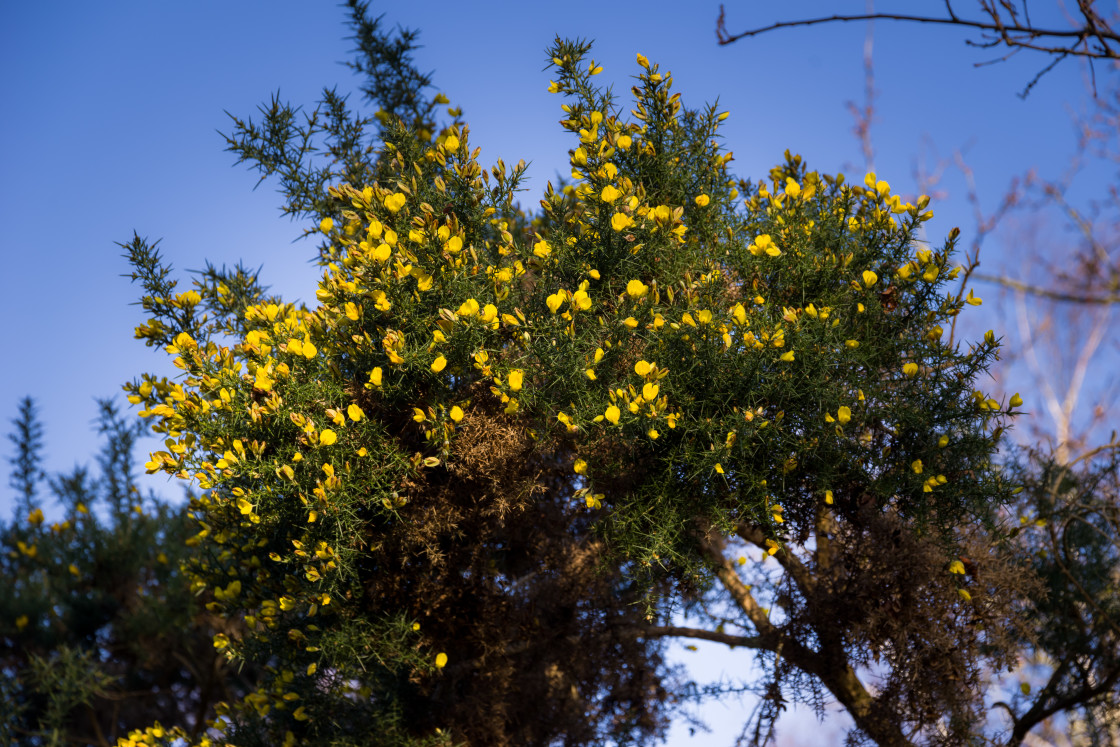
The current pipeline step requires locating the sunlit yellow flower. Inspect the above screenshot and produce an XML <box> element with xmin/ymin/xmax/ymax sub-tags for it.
<box><xmin>508</xmin><ymin>370</ymin><xmax>524</xmax><ymax>391</ymax></box>
<box><xmin>714</xmin><ymin>463</ymin><xmax>725</xmax><ymax>474</ymax></box>
<box><xmin>611</xmin><ymin>212</ymin><xmax>634</xmax><ymax>232</ymax></box>
<box><xmin>384</xmin><ymin>193</ymin><xmax>407</xmax><ymax>213</ymax></box>
<box><xmin>600</xmin><ymin>185</ymin><xmax>622</xmax><ymax>203</ymax></box>
<box><xmin>449</xmin><ymin>406</ymin><xmax>464</xmax><ymax>423</ymax></box>
<box><xmin>626</xmin><ymin>279</ymin><xmax>648</xmax><ymax>298</ymax></box>
<box><xmin>319</xmin><ymin>217</ymin><xmax>333</xmax><ymax>233</ymax></box>
<box><xmin>574</xmin><ymin>459</ymin><xmax>588</xmax><ymax>475</ymax></box>
<box><xmin>779</xmin><ymin>351</ymin><xmax>795</xmax><ymax>362</ymax></box>
<box><xmin>319</xmin><ymin>429</ymin><xmax>337</xmax><ymax>446</ymax></box>
<box><xmin>347</xmin><ymin>404</ymin><xmax>364</xmax><ymax>421</ymax></box>
<box><xmin>837</xmin><ymin>406</ymin><xmax>851</xmax><ymax>425</ymax></box>
<box><xmin>572</xmin><ymin>290</ymin><xmax>592</xmax><ymax>310</ymax></box>
<box><xmin>533</xmin><ymin>239</ymin><xmax>552</xmax><ymax>258</ymax></box>
<box><xmin>431</xmin><ymin>355</ymin><xmax>448</xmax><ymax>373</ymax></box>
<box><xmin>642</xmin><ymin>382</ymin><xmax>659</xmax><ymax>401</ymax></box>
<box><xmin>903</xmin><ymin>362</ymin><xmax>919</xmax><ymax>377</ymax></box>
<box><xmin>862</xmin><ymin>270</ymin><xmax>878</xmax><ymax>287</ymax></box>
<box><xmin>368</xmin><ymin>367</ymin><xmax>383</xmax><ymax>387</ymax></box>
<box><xmin>371</xmin><ymin>243</ymin><xmax>392</xmax><ymax>262</ymax></box>
<box><xmin>435</xmin><ymin>652</ymin><xmax>448</xmax><ymax>668</ymax></box>
<box><xmin>616</xmin><ymin>134</ymin><xmax>632</xmax><ymax>150</ymax></box>
<box><xmin>546</xmin><ymin>292</ymin><xmax>564</xmax><ymax>314</ymax></box>
<box><xmin>694</xmin><ymin>194</ymin><xmax>710</xmax><ymax>207</ymax></box>
<box><xmin>751</xmin><ymin>234</ymin><xmax>781</xmax><ymax>257</ymax></box>
<box><xmin>443</xmin><ymin>134</ymin><xmax>460</xmax><ymax>151</ymax></box>
<box><xmin>604</xmin><ymin>405</ymin><xmax>620</xmax><ymax>424</ymax></box>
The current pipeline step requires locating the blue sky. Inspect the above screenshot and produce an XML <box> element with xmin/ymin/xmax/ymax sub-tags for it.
<box><xmin>2</xmin><ymin>1</ymin><xmax>1115</xmax><ymax>744</ymax></box>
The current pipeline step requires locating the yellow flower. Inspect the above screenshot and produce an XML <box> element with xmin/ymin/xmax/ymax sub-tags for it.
<box><xmin>824</xmin><ymin>490</ymin><xmax>834</xmax><ymax>505</ymax></box>
<box><xmin>784</xmin><ymin>178</ymin><xmax>801</xmax><ymax>198</ymax></box>
<box><xmin>611</xmin><ymin>212</ymin><xmax>634</xmax><ymax>232</ymax></box>
<box><xmin>435</xmin><ymin>652</ymin><xmax>448</xmax><ymax>668</ymax></box>
<box><xmin>714</xmin><ymin>463</ymin><xmax>725</xmax><ymax>475</ymax></box>
<box><xmin>1009</xmin><ymin>393</ymin><xmax>1023</xmax><ymax>408</ymax></box>
<box><xmin>642</xmin><ymin>382</ymin><xmax>660</xmax><ymax>401</ymax></box>
<box><xmin>600</xmin><ymin>185</ymin><xmax>622</xmax><ymax>203</ymax></box>
<box><xmin>648</xmin><ymin>428</ymin><xmax>659</xmax><ymax>439</ymax></box>
<box><xmin>572</xmin><ymin>290</ymin><xmax>592</xmax><ymax>310</ymax></box>
<box><xmin>443</xmin><ymin>134</ymin><xmax>460</xmax><ymax>151</ymax></box>
<box><xmin>574</xmin><ymin>459</ymin><xmax>588</xmax><ymax>475</ymax></box>
<box><xmin>948</xmin><ymin>560</ymin><xmax>965</xmax><ymax>575</ymax></box>
<box><xmin>347</xmin><ymin>404</ymin><xmax>364</xmax><ymax>422</ymax></box>
<box><xmin>903</xmin><ymin>362</ymin><xmax>919</xmax><ymax>377</ymax></box>
<box><xmin>431</xmin><ymin>355</ymin><xmax>448</xmax><ymax>373</ymax></box>
<box><xmin>444</xmin><ymin>236</ymin><xmax>463</xmax><ymax>254</ymax></box>
<box><xmin>622</xmin><ymin>316</ymin><xmax>639</xmax><ymax>328</ymax></box>
<box><xmin>384</xmin><ymin>193</ymin><xmax>407</xmax><ymax>213</ymax></box>
<box><xmin>368</xmin><ymin>367</ymin><xmax>383</xmax><ymax>387</ymax></box>
<box><xmin>911</xmin><ymin>459</ymin><xmax>923</xmax><ymax>474</ymax></box>
<box><xmin>636</xmin><ymin>52</ymin><xmax>650</xmax><ymax>69</ymax></box>
<box><xmin>28</xmin><ymin>508</ymin><xmax>44</xmax><ymax>527</ymax></box>
<box><xmin>779</xmin><ymin>351</ymin><xmax>795</xmax><ymax>362</ymax></box>
<box><xmin>837</xmin><ymin>406</ymin><xmax>851</xmax><ymax>425</ymax></box>
<box><xmin>634</xmin><ymin>360</ymin><xmax>653</xmax><ymax>376</ymax></box>
<box><xmin>626</xmin><ymin>279</ymin><xmax>648</xmax><ymax>298</ymax></box>
<box><xmin>457</xmin><ymin>298</ymin><xmax>480</xmax><ymax>317</ymax></box>
<box><xmin>319</xmin><ymin>217</ymin><xmax>333</xmax><ymax>233</ymax></box>
<box><xmin>862</xmin><ymin>270</ymin><xmax>878</xmax><ymax>287</ymax></box>
<box><xmin>604</xmin><ymin>405</ymin><xmax>621</xmax><ymax>424</ymax></box>
<box><xmin>508</xmin><ymin>370</ymin><xmax>524</xmax><ymax>391</ymax></box>
<box><xmin>752</xmin><ymin>234</ymin><xmax>781</xmax><ymax>257</ymax></box>
<box><xmin>694</xmin><ymin>194</ymin><xmax>710</xmax><ymax>207</ymax></box>
<box><xmin>533</xmin><ymin>239</ymin><xmax>552</xmax><ymax>258</ymax></box>
<box><xmin>616</xmin><ymin>134</ymin><xmax>632</xmax><ymax>150</ymax></box>
<box><xmin>319</xmin><ymin>429</ymin><xmax>337</xmax><ymax>446</ymax></box>
<box><xmin>449</xmin><ymin>406</ymin><xmax>464</xmax><ymax>422</ymax></box>
<box><xmin>546</xmin><ymin>292</ymin><xmax>564</xmax><ymax>314</ymax></box>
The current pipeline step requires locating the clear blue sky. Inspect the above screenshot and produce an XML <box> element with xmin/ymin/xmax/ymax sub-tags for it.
<box><xmin>1</xmin><ymin>2</ymin><xmax>1114</xmax><ymax>744</ymax></box>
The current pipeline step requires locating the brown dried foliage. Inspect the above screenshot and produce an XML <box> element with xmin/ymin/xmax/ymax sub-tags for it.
<box><xmin>355</xmin><ymin>391</ymin><xmax>673</xmax><ymax>746</ymax></box>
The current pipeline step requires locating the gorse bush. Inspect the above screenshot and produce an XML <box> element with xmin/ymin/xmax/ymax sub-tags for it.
<box><xmin>117</xmin><ymin>30</ymin><xmax>1018</xmax><ymax>747</ymax></box>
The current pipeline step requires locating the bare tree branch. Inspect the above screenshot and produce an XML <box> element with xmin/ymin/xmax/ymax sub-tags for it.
<box><xmin>975</xmin><ymin>272</ymin><xmax>1120</xmax><ymax>304</ymax></box>
<box><xmin>715</xmin><ymin>2</ymin><xmax>1119</xmax><ymax>94</ymax></box>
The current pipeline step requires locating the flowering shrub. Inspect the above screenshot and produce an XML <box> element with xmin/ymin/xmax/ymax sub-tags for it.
<box><xmin>123</xmin><ymin>37</ymin><xmax>1015</xmax><ymax>746</ymax></box>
